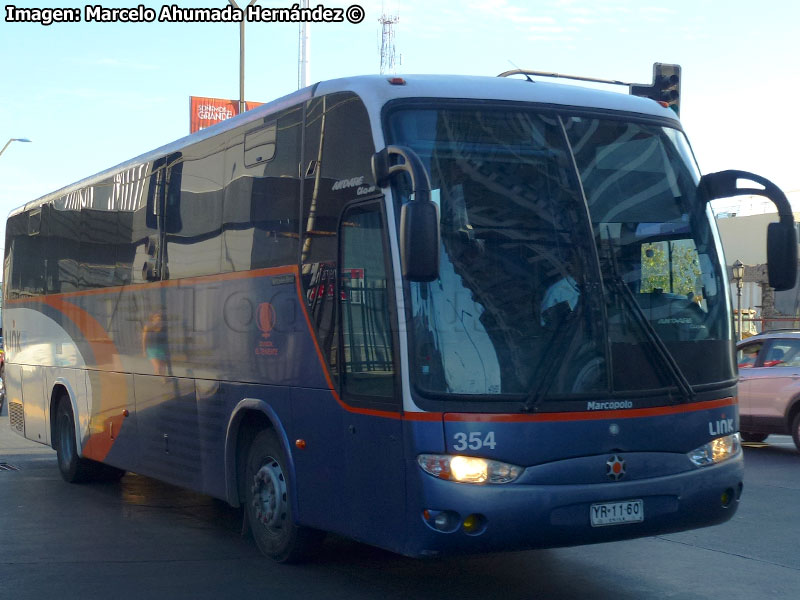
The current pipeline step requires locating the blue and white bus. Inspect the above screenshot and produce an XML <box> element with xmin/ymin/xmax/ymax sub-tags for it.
<box><xmin>4</xmin><ymin>70</ymin><xmax>796</xmax><ymax>562</ymax></box>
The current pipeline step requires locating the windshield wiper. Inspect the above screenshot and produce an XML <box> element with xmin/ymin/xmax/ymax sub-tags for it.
<box><xmin>521</xmin><ymin>308</ymin><xmax>579</xmax><ymax>412</ymax></box>
<box><xmin>601</xmin><ymin>239</ymin><xmax>695</xmax><ymax>402</ymax></box>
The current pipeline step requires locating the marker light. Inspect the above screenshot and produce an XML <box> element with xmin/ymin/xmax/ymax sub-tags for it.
<box><xmin>422</xmin><ymin>509</ymin><xmax>460</xmax><ymax>532</ymax></box>
<box><xmin>687</xmin><ymin>433</ymin><xmax>741</xmax><ymax>467</ymax></box>
<box><xmin>417</xmin><ymin>454</ymin><xmax>523</xmax><ymax>484</ymax></box>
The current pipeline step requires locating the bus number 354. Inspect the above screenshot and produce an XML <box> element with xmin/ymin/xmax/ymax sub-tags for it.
<box><xmin>453</xmin><ymin>431</ymin><xmax>497</xmax><ymax>451</ymax></box>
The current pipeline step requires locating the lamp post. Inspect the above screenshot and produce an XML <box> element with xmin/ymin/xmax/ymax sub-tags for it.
<box><xmin>228</xmin><ymin>0</ymin><xmax>260</xmax><ymax>114</ymax></box>
<box><xmin>0</xmin><ymin>138</ymin><xmax>31</xmax><ymax>158</ymax></box>
<box><xmin>732</xmin><ymin>259</ymin><xmax>744</xmax><ymax>340</ymax></box>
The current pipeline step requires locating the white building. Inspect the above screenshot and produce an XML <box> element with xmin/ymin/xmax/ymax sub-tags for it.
<box><xmin>714</xmin><ymin>194</ymin><xmax>800</xmax><ymax>333</ymax></box>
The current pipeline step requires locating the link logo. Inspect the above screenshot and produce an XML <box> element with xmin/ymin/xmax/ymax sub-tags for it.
<box><xmin>9</xmin><ymin>330</ymin><xmax>21</xmax><ymax>353</ymax></box>
<box><xmin>709</xmin><ymin>418</ymin><xmax>735</xmax><ymax>436</ymax></box>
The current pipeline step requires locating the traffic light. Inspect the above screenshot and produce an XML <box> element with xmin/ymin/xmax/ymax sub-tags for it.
<box><xmin>630</xmin><ymin>63</ymin><xmax>681</xmax><ymax>116</ymax></box>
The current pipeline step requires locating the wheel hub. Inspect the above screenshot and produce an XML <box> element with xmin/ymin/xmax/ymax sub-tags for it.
<box><xmin>251</xmin><ymin>459</ymin><xmax>287</xmax><ymax>531</ymax></box>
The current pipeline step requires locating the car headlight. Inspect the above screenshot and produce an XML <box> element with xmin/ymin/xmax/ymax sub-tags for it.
<box><xmin>688</xmin><ymin>433</ymin><xmax>741</xmax><ymax>467</ymax></box>
<box><xmin>417</xmin><ymin>454</ymin><xmax>523</xmax><ymax>484</ymax></box>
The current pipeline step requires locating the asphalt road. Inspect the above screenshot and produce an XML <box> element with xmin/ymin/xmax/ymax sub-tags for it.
<box><xmin>1</xmin><ymin>404</ymin><xmax>799</xmax><ymax>600</ymax></box>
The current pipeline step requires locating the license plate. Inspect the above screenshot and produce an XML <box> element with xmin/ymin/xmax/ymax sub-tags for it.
<box><xmin>590</xmin><ymin>499</ymin><xmax>644</xmax><ymax>526</ymax></box>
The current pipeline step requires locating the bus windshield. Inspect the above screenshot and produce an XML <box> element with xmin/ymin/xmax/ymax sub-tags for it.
<box><xmin>387</xmin><ymin>105</ymin><xmax>733</xmax><ymax>406</ymax></box>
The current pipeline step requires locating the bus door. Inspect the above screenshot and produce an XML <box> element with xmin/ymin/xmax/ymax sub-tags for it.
<box><xmin>337</xmin><ymin>200</ymin><xmax>406</xmax><ymax>547</ymax></box>
<box><xmin>293</xmin><ymin>93</ymin><xmax>404</xmax><ymax>545</ymax></box>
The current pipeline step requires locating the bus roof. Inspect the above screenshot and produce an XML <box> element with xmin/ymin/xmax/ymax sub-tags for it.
<box><xmin>316</xmin><ymin>73</ymin><xmax>677</xmax><ymax>119</ymax></box>
<box><xmin>10</xmin><ymin>73</ymin><xmax>679</xmax><ymax>217</ymax></box>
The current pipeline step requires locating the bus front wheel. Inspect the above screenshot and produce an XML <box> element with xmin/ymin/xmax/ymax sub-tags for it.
<box><xmin>55</xmin><ymin>398</ymin><xmax>95</xmax><ymax>483</ymax></box>
<box><xmin>244</xmin><ymin>429</ymin><xmax>323</xmax><ymax>563</ymax></box>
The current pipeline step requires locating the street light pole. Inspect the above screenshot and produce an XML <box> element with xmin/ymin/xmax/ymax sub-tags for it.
<box><xmin>0</xmin><ymin>138</ymin><xmax>32</xmax><ymax>158</ymax></box>
<box><xmin>228</xmin><ymin>0</ymin><xmax>260</xmax><ymax>114</ymax></box>
<box><xmin>733</xmin><ymin>259</ymin><xmax>744</xmax><ymax>340</ymax></box>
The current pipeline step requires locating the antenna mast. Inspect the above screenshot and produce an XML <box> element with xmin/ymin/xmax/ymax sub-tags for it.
<box><xmin>298</xmin><ymin>0</ymin><xmax>310</xmax><ymax>88</ymax></box>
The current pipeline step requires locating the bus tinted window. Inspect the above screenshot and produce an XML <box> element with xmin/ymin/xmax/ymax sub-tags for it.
<box><xmin>389</xmin><ymin>105</ymin><xmax>732</xmax><ymax>400</ymax></box>
<box><xmin>244</xmin><ymin>123</ymin><xmax>277</xmax><ymax>167</ymax></box>
<box><xmin>340</xmin><ymin>203</ymin><xmax>396</xmax><ymax>401</ymax></box>
<box><xmin>6</xmin><ymin>212</ymin><xmax>45</xmax><ymax>298</ymax></box>
<box><xmin>302</xmin><ymin>93</ymin><xmax>376</xmax><ymax>370</ymax></box>
<box><xmin>165</xmin><ymin>140</ymin><xmax>225</xmax><ymax>279</ymax></box>
<box><xmin>388</xmin><ymin>107</ymin><xmax>605</xmax><ymax>397</ymax></box>
<box><xmin>44</xmin><ymin>205</ymin><xmax>80</xmax><ymax>294</ymax></box>
<box><xmin>302</xmin><ymin>93</ymin><xmax>376</xmax><ymax>269</ymax></box>
<box><xmin>565</xmin><ymin>117</ymin><xmax>732</xmax><ymax>387</ymax></box>
<box><xmin>223</xmin><ymin>106</ymin><xmax>302</xmax><ymax>272</ymax></box>
<box><xmin>130</xmin><ymin>162</ymin><xmax>161</xmax><ymax>285</ymax></box>
<box><xmin>80</xmin><ymin>207</ymin><xmax>124</xmax><ymax>289</ymax></box>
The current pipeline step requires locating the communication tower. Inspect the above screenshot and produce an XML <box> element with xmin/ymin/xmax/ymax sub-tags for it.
<box><xmin>298</xmin><ymin>0</ymin><xmax>310</xmax><ymax>88</ymax></box>
<box><xmin>379</xmin><ymin>13</ymin><xmax>399</xmax><ymax>75</ymax></box>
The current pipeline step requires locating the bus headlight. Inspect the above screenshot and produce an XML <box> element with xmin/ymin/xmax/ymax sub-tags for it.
<box><xmin>417</xmin><ymin>454</ymin><xmax>523</xmax><ymax>484</ymax></box>
<box><xmin>687</xmin><ymin>433</ymin><xmax>741</xmax><ymax>467</ymax></box>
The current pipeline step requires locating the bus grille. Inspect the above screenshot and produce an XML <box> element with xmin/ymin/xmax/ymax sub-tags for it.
<box><xmin>9</xmin><ymin>401</ymin><xmax>25</xmax><ymax>434</ymax></box>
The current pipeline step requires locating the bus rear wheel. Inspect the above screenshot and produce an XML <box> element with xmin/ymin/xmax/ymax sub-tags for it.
<box><xmin>244</xmin><ymin>429</ymin><xmax>323</xmax><ymax>563</ymax></box>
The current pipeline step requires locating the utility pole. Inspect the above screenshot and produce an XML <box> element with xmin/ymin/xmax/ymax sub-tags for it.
<box><xmin>228</xmin><ymin>0</ymin><xmax>260</xmax><ymax>114</ymax></box>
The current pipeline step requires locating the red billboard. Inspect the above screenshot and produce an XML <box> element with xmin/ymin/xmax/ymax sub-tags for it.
<box><xmin>190</xmin><ymin>96</ymin><xmax>264</xmax><ymax>133</ymax></box>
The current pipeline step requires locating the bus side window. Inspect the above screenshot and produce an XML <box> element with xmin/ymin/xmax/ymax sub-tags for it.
<box><xmin>6</xmin><ymin>211</ymin><xmax>45</xmax><ymax>298</ymax></box>
<box><xmin>80</xmin><ymin>206</ymin><xmax>125</xmax><ymax>290</ymax></box>
<box><xmin>164</xmin><ymin>143</ymin><xmax>224</xmax><ymax>280</ymax></box>
<box><xmin>132</xmin><ymin>161</ymin><xmax>163</xmax><ymax>284</ymax></box>
<box><xmin>339</xmin><ymin>203</ymin><xmax>396</xmax><ymax>400</ymax></box>
<box><xmin>5</xmin><ymin>212</ymin><xmax>38</xmax><ymax>298</ymax></box>
<box><xmin>44</xmin><ymin>203</ymin><xmax>80</xmax><ymax>294</ymax></box>
<box><xmin>301</xmin><ymin>92</ymin><xmax>376</xmax><ymax>371</ymax></box>
<box><xmin>222</xmin><ymin>105</ymin><xmax>302</xmax><ymax>273</ymax></box>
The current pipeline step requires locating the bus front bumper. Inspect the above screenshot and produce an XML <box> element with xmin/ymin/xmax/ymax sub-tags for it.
<box><xmin>401</xmin><ymin>452</ymin><xmax>743</xmax><ymax>558</ymax></box>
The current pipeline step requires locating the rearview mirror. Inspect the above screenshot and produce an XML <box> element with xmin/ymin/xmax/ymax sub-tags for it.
<box><xmin>767</xmin><ymin>221</ymin><xmax>798</xmax><ymax>291</ymax></box>
<box><xmin>700</xmin><ymin>170</ymin><xmax>797</xmax><ymax>291</ymax></box>
<box><xmin>372</xmin><ymin>146</ymin><xmax>440</xmax><ymax>282</ymax></box>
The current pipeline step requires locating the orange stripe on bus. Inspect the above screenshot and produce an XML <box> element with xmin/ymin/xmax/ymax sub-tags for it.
<box><xmin>293</xmin><ymin>266</ymin><xmax>339</xmax><ymax>396</ymax></box>
<box><xmin>13</xmin><ymin>267</ymin><xmax>731</xmax><ymax>428</ymax></box>
<box><xmin>291</xmin><ymin>266</ymin><xmax>416</xmax><ymax>421</ymax></box>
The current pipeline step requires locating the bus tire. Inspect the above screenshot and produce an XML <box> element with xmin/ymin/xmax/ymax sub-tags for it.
<box><xmin>55</xmin><ymin>398</ymin><xmax>97</xmax><ymax>484</ymax></box>
<box><xmin>244</xmin><ymin>429</ymin><xmax>323</xmax><ymax>563</ymax></box>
